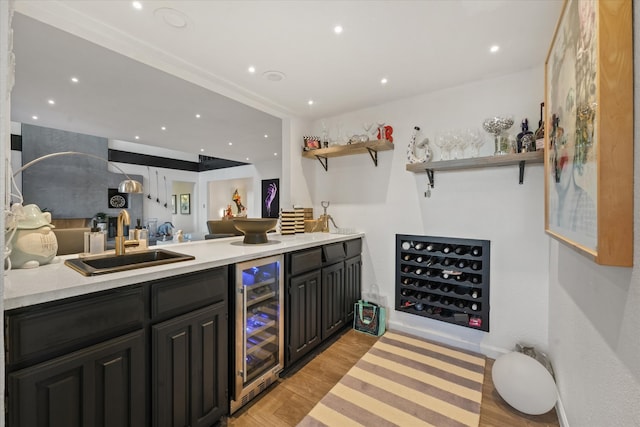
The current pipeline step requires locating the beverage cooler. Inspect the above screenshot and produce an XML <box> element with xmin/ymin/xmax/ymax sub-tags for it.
<box><xmin>230</xmin><ymin>254</ymin><xmax>284</xmax><ymax>414</ymax></box>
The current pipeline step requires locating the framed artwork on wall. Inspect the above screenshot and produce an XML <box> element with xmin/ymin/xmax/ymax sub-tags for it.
<box><xmin>108</xmin><ymin>188</ymin><xmax>128</xmax><ymax>209</ymax></box>
<box><xmin>171</xmin><ymin>194</ymin><xmax>177</xmax><ymax>214</ymax></box>
<box><xmin>261</xmin><ymin>179</ymin><xmax>279</xmax><ymax>218</ymax></box>
<box><xmin>180</xmin><ymin>193</ymin><xmax>191</xmax><ymax>215</ymax></box>
<box><xmin>544</xmin><ymin>0</ymin><xmax>633</xmax><ymax>266</ymax></box>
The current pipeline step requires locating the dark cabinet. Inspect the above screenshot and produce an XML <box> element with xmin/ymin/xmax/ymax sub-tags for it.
<box><xmin>7</xmin><ymin>330</ymin><xmax>145</xmax><ymax>427</ymax></box>
<box><xmin>285</xmin><ymin>247</ymin><xmax>322</xmax><ymax>366</ymax></box>
<box><xmin>285</xmin><ymin>238</ymin><xmax>362</xmax><ymax>369</ymax></box>
<box><xmin>287</xmin><ymin>269</ymin><xmax>322</xmax><ymax>365</ymax></box>
<box><xmin>5</xmin><ymin>267</ymin><xmax>229</xmax><ymax>427</ymax></box>
<box><xmin>344</xmin><ymin>255</ymin><xmax>362</xmax><ymax>326</ymax></box>
<box><xmin>321</xmin><ymin>261</ymin><xmax>345</xmax><ymax>340</ymax></box>
<box><xmin>152</xmin><ymin>302</ymin><xmax>227</xmax><ymax>427</ymax></box>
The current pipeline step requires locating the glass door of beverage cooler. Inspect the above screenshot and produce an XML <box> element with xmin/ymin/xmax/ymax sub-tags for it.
<box><xmin>233</xmin><ymin>254</ymin><xmax>283</xmax><ymax>412</ymax></box>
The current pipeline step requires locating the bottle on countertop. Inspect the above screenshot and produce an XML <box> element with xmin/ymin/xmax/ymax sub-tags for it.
<box><xmin>84</xmin><ymin>220</ymin><xmax>106</xmax><ymax>255</ymax></box>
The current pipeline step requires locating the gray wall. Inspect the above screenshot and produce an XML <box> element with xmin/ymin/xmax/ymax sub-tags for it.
<box><xmin>20</xmin><ymin>124</ymin><xmax>143</xmax><ymax>222</ymax></box>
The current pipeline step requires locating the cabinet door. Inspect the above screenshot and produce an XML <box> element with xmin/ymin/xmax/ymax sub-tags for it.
<box><xmin>344</xmin><ymin>255</ymin><xmax>362</xmax><ymax>326</ymax></box>
<box><xmin>7</xmin><ymin>330</ymin><xmax>145</xmax><ymax>427</ymax></box>
<box><xmin>152</xmin><ymin>302</ymin><xmax>228</xmax><ymax>427</ymax></box>
<box><xmin>321</xmin><ymin>262</ymin><xmax>345</xmax><ymax>341</ymax></box>
<box><xmin>286</xmin><ymin>269</ymin><xmax>321</xmax><ymax>366</ymax></box>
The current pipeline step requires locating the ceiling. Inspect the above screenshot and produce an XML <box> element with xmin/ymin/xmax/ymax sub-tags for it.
<box><xmin>10</xmin><ymin>0</ymin><xmax>563</xmax><ymax>165</ymax></box>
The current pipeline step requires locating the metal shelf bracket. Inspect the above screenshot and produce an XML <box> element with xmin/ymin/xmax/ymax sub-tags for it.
<box><xmin>426</xmin><ymin>169</ymin><xmax>435</xmax><ymax>188</ymax></box>
<box><xmin>366</xmin><ymin>147</ymin><xmax>379</xmax><ymax>166</ymax></box>
<box><xmin>519</xmin><ymin>160</ymin><xmax>525</xmax><ymax>184</ymax></box>
<box><xmin>315</xmin><ymin>155</ymin><xmax>328</xmax><ymax>171</ymax></box>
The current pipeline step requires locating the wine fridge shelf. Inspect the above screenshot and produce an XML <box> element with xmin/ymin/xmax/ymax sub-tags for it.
<box><xmin>395</xmin><ymin>234</ymin><xmax>490</xmax><ymax>332</ymax></box>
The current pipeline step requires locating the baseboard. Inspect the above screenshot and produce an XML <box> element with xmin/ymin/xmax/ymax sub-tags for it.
<box><xmin>388</xmin><ymin>320</ymin><xmax>509</xmax><ymax>359</ymax></box>
<box><xmin>555</xmin><ymin>395</ymin><xmax>570</xmax><ymax>427</ymax></box>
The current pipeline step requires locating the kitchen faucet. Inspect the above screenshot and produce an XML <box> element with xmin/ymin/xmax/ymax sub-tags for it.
<box><xmin>115</xmin><ymin>209</ymin><xmax>139</xmax><ymax>255</ymax></box>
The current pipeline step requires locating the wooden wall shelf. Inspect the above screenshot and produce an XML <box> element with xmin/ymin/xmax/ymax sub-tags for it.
<box><xmin>406</xmin><ymin>151</ymin><xmax>543</xmax><ymax>186</ymax></box>
<box><xmin>302</xmin><ymin>139</ymin><xmax>394</xmax><ymax>171</ymax></box>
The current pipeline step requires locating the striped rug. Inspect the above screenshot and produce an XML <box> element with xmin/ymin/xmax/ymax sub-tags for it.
<box><xmin>297</xmin><ymin>330</ymin><xmax>485</xmax><ymax>427</ymax></box>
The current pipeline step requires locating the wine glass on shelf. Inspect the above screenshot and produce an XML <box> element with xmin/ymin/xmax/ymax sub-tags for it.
<box><xmin>454</xmin><ymin>130</ymin><xmax>469</xmax><ymax>159</ymax></box>
<box><xmin>467</xmin><ymin>128</ymin><xmax>485</xmax><ymax>157</ymax></box>
<box><xmin>376</xmin><ymin>121</ymin><xmax>386</xmax><ymax>141</ymax></box>
<box><xmin>363</xmin><ymin>122</ymin><xmax>374</xmax><ymax>139</ymax></box>
<box><xmin>434</xmin><ymin>132</ymin><xmax>446</xmax><ymax>161</ymax></box>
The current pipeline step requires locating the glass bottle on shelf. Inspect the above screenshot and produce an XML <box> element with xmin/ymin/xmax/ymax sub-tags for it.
<box><xmin>534</xmin><ymin>102</ymin><xmax>545</xmax><ymax>151</ymax></box>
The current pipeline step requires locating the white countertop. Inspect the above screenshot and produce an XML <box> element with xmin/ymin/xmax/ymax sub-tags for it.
<box><xmin>4</xmin><ymin>232</ymin><xmax>364</xmax><ymax>311</ymax></box>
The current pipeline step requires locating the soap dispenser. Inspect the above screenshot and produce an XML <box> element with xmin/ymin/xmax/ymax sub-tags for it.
<box><xmin>84</xmin><ymin>220</ymin><xmax>106</xmax><ymax>255</ymax></box>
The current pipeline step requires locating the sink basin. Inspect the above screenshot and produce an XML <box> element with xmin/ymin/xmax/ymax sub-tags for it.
<box><xmin>64</xmin><ymin>249</ymin><xmax>195</xmax><ymax>276</ymax></box>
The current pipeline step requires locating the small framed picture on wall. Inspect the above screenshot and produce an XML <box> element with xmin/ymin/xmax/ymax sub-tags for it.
<box><xmin>180</xmin><ymin>194</ymin><xmax>190</xmax><ymax>215</ymax></box>
<box><xmin>261</xmin><ymin>179</ymin><xmax>279</xmax><ymax>218</ymax></box>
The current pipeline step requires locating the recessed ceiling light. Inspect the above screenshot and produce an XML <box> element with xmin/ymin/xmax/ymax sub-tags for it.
<box><xmin>334</xmin><ymin>25</ymin><xmax>343</xmax><ymax>34</ymax></box>
<box><xmin>248</xmin><ymin>66</ymin><xmax>256</xmax><ymax>74</ymax></box>
<box><xmin>161</xmin><ymin>126</ymin><xmax>166</xmax><ymax>131</ymax></box>
<box><xmin>228</xmin><ymin>142</ymin><xmax>233</xmax><ymax>146</ymax></box>
<box><xmin>135</xmin><ymin>135</ymin><xmax>140</xmax><ymax>140</ymax></box>
<box><xmin>490</xmin><ymin>45</ymin><xmax>500</xmax><ymax>53</ymax></box>
<box><xmin>32</xmin><ymin>115</ymin><xmax>38</xmax><ymax>120</ymax></box>
<box><xmin>132</xmin><ymin>1</ymin><xmax>142</xmax><ymax>10</ymax></box>
<box><xmin>308</xmin><ymin>100</ymin><xmax>314</xmax><ymax>106</ymax></box>
<box><xmin>264</xmin><ymin>134</ymin><xmax>268</xmax><ymax>138</ymax></box>
<box><xmin>47</xmin><ymin>99</ymin><xmax>55</xmax><ymax>105</ymax></box>
<box><xmin>246</xmin><ymin>157</ymin><xmax>250</xmax><ymax>161</ymax></box>
<box><xmin>70</xmin><ymin>77</ymin><xmax>79</xmax><ymax>83</ymax></box>
<box><xmin>274</xmin><ymin>152</ymin><xmax>278</xmax><ymax>156</ymax></box>
<box><xmin>262</xmin><ymin>70</ymin><xmax>286</xmax><ymax>82</ymax></box>
<box><xmin>195</xmin><ymin>113</ymin><xmax>201</xmax><ymax>118</ymax></box>
<box><xmin>200</xmin><ymin>148</ymin><xmax>204</xmax><ymax>152</ymax></box>
<box><xmin>381</xmin><ymin>77</ymin><xmax>388</xmax><ymax>85</ymax></box>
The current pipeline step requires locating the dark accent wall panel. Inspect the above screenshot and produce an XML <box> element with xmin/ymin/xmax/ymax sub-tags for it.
<box><xmin>20</xmin><ymin>124</ymin><xmax>143</xmax><ymax>221</ymax></box>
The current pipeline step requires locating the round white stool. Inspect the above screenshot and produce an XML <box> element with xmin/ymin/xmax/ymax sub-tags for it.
<box><xmin>492</xmin><ymin>351</ymin><xmax>557</xmax><ymax>415</ymax></box>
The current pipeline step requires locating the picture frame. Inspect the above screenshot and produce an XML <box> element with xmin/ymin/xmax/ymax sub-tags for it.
<box><xmin>171</xmin><ymin>194</ymin><xmax>177</xmax><ymax>214</ymax></box>
<box><xmin>544</xmin><ymin>0</ymin><xmax>633</xmax><ymax>266</ymax></box>
<box><xmin>261</xmin><ymin>179</ymin><xmax>279</xmax><ymax>218</ymax></box>
<box><xmin>180</xmin><ymin>193</ymin><xmax>190</xmax><ymax>215</ymax></box>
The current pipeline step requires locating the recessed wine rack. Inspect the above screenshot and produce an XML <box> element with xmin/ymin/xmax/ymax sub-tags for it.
<box><xmin>395</xmin><ymin>234</ymin><xmax>490</xmax><ymax>331</ymax></box>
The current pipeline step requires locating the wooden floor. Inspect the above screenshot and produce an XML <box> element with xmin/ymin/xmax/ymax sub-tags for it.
<box><xmin>225</xmin><ymin>329</ymin><xmax>560</xmax><ymax>427</ymax></box>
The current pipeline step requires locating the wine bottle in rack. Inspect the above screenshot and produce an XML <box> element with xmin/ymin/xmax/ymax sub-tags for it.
<box><xmin>426</xmin><ymin>243</ymin><xmax>440</xmax><ymax>252</ymax></box>
<box><xmin>414</xmin><ymin>242</ymin><xmax>426</xmax><ymax>250</ymax></box>
<box><xmin>441</xmin><ymin>297</ymin><xmax>452</xmax><ymax>306</ymax></box>
<box><xmin>401</xmin><ymin>288</ymin><xmax>415</xmax><ymax>297</ymax></box>
<box><xmin>470</xmin><ymin>261</ymin><xmax>482</xmax><ymax>270</ymax></box>
<box><xmin>415</xmin><ymin>255</ymin><xmax>425</xmax><ymax>263</ymax></box>
<box><xmin>442</xmin><ymin>257</ymin><xmax>455</xmax><ymax>267</ymax></box>
<box><xmin>402</xmin><ymin>265</ymin><xmax>413</xmax><ymax>273</ymax></box>
<box><xmin>425</xmin><ymin>294</ymin><xmax>440</xmax><ymax>303</ymax></box>
<box><xmin>440</xmin><ymin>283</ymin><xmax>452</xmax><ymax>293</ymax></box>
<box><xmin>456</xmin><ymin>259</ymin><xmax>469</xmax><ymax>269</ymax></box>
<box><xmin>401</xmin><ymin>277</ymin><xmax>412</xmax><ymax>285</ymax></box>
<box><xmin>442</xmin><ymin>244</ymin><xmax>454</xmax><ymax>254</ymax></box>
<box><xmin>454</xmin><ymin>246</ymin><xmax>469</xmax><ymax>255</ymax></box>
<box><xmin>414</xmin><ymin>302</ymin><xmax>424</xmax><ymax>311</ymax></box>
<box><xmin>470</xmin><ymin>302</ymin><xmax>481</xmax><ymax>311</ymax></box>
<box><xmin>414</xmin><ymin>267</ymin><xmax>425</xmax><ymax>275</ymax></box>
<box><xmin>415</xmin><ymin>291</ymin><xmax>425</xmax><ymax>300</ymax></box>
<box><xmin>425</xmin><ymin>268</ymin><xmax>441</xmax><ymax>277</ymax></box>
<box><xmin>426</xmin><ymin>282</ymin><xmax>439</xmax><ymax>290</ymax></box>
<box><xmin>471</xmin><ymin>246</ymin><xmax>483</xmax><ymax>257</ymax></box>
<box><xmin>454</xmin><ymin>273</ymin><xmax>468</xmax><ymax>282</ymax></box>
<box><xmin>470</xmin><ymin>289</ymin><xmax>480</xmax><ymax>299</ymax></box>
<box><xmin>470</xmin><ymin>274</ymin><xmax>482</xmax><ymax>284</ymax></box>
<box><xmin>401</xmin><ymin>241</ymin><xmax>413</xmax><ymax>250</ymax></box>
<box><xmin>455</xmin><ymin>300</ymin><xmax>467</xmax><ymax>309</ymax></box>
<box><xmin>414</xmin><ymin>279</ymin><xmax>426</xmax><ymax>288</ymax></box>
<box><xmin>402</xmin><ymin>253</ymin><xmax>413</xmax><ymax>261</ymax></box>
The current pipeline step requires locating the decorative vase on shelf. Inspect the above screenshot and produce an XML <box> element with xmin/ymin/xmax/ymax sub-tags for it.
<box><xmin>482</xmin><ymin>116</ymin><xmax>514</xmax><ymax>155</ymax></box>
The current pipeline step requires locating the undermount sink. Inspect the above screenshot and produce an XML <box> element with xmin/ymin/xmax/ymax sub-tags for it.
<box><xmin>64</xmin><ymin>249</ymin><xmax>195</xmax><ymax>276</ymax></box>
